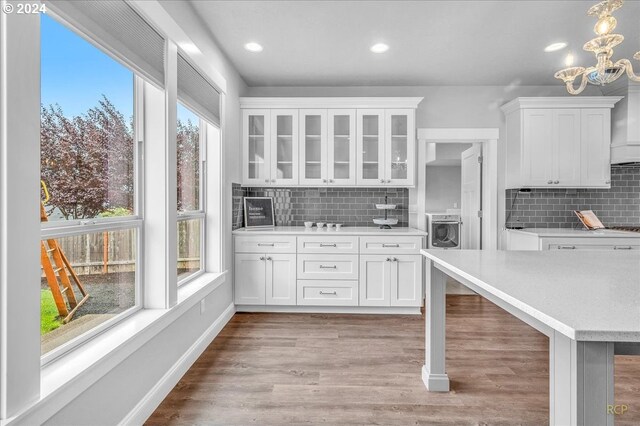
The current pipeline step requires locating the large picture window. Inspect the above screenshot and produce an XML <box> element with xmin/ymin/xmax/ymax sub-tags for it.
<box><xmin>177</xmin><ymin>103</ymin><xmax>204</xmax><ymax>282</ymax></box>
<box><xmin>40</xmin><ymin>14</ymin><xmax>142</xmax><ymax>359</ymax></box>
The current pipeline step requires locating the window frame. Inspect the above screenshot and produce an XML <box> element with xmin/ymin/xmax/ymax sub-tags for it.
<box><xmin>39</xmin><ymin>21</ymin><xmax>146</xmax><ymax>363</ymax></box>
<box><xmin>176</xmin><ymin>107</ymin><xmax>206</xmax><ymax>285</ymax></box>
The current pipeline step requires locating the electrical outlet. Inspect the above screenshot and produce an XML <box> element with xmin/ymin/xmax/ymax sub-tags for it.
<box><xmin>453</xmin><ymin>202</ymin><xmax>458</xmax><ymax>209</ymax></box>
<box><xmin>200</xmin><ymin>299</ymin><xmax>206</xmax><ymax>315</ymax></box>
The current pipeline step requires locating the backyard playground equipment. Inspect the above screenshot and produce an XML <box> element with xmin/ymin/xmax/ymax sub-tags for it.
<box><xmin>40</xmin><ymin>181</ymin><xmax>89</xmax><ymax>323</ymax></box>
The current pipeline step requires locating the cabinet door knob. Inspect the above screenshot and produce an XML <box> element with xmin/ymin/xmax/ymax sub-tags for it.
<box><xmin>264</xmin><ymin>179</ymin><xmax>269</xmax><ymax>183</ymax></box>
<box><xmin>547</xmin><ymin>180</ymin><xmax>553</xmax><ymax>184</ymax></box>
<box><xmin>386</xmin><ymin>258</ymin><xmax>391</xmax><ymax>262</ymax></box>
<box><xmin>259</xmin><ymin>256</ymin><xmax>265</xmax><ymax>260</ymax></box>
<box><xmin>380</xmin><ymin>179</ymin><xmax>385</xmax><ymax>183</ymax></box>
<box><xmin>323</xmin><ymin>179</ymin><xmax>327</xmax><ymax>183</ymax></box>
<box><xmin>387</xmin><ymin>179</ymin><xmax>392</xmax><ymax>183</ymax></box>
<box><xmin>266</xmin><ymin>257</ymin><xmax>272</xmax><ymax>261</ymax></box>
<box><xmin>554</xmin><ymin>180</ymin><xmax>559</xmax><ymax>184</ymax></box>
<box><xmin>329</xmin><ymin>179</ymin><xmax>334</xmax><ymax>183</ymax></box>
<box><xmin>271</xmin><ymin>179</ymin><xmax>276</xmax><ymax>183</ymax></box>
<box><xmin>605</xmin><ymin>180</ymin><xmax>611</xmax><ymax>184</ymax></box>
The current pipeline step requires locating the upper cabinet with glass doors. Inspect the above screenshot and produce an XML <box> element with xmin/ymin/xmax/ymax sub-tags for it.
<box><xmin>242</xmin><ymin>109</ymin><xmax>299</xmax><ymax>186</ymax></box>
<box><xmin>240</xmin><ymin>98</ymin><xmax>422</xmax><ymax>187</ymax></box>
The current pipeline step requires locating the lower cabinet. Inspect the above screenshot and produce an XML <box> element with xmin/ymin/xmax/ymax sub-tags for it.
<box><xmin>359</xmin><ymin>254</ymin><xmax>422</xmax><ymax>307</ymax></box>
<box><xmin>234</xmin><ymin>253</ymin><xmax>296</xmax><ymax>306</ymax></box>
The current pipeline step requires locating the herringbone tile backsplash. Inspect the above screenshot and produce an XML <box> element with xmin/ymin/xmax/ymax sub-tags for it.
<box><xmin>505</xmin><ymin>164</ymin><xmax>640</xmax><ymax>228</ymax></box>
<box><xmin>232</xmin><ymin>184</ymin><xmax>408</xmax><ymax>228</ymax></box>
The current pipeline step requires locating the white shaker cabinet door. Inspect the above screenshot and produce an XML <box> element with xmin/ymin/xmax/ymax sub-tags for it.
<box><xmin>522</xmin><ymin>109</ymin><xmax>554</xmax><ymax>187</ymax></box>
<box><xmin>266</xmin><ymin>253</ymin><xmax>297</xmax><ymax>305</ymax></box>
<box><xmin>327</xmin><ymin>109</ymin><xmax>357</xmax><ymax>186</ymax></box>
<box><xmin>581</xmin><ymin>108</ymin><xmax>611</xmax><ymax>187</ymax></box>
<box><xmin>359</xmin><ymin>255</ymin><xmax>392</xmax><ymax>306</ymax></box>
<box><xmin>390</xmin><ymin>255</ymin><xmax>423</xmax><ymax>307</ymax></box>
<box><xmin>553</xmin><ymin>109</ymin><xmax>581</xmax><ymax>187</ymax></box>
<box><xmin>234</xmin><ymin>254</ymin><xmax>266</xmax><ymax>305</ymax></box>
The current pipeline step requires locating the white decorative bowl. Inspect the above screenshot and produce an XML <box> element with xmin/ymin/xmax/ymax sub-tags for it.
<box><xmin>373</xmin><ymin>218</ymin><xmax>398</xmax><ymax>226</ymax></box>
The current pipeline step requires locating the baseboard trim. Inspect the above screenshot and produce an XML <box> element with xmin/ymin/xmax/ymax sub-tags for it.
<box><xmin>235</xmin><ymin>305</ymin><xmax>421</xmax><ymax>315</ymax></box>
<box><xmin>119</xmin><ymin>302</ymin><xmax>236</xmax><ymax>426</ymax></box>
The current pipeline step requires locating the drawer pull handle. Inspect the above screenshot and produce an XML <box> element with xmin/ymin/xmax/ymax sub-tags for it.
<box><xmin>319</xmin><ymin>265</ymin><xmax>337</xmax><ymax>269</ymax></box>
<box><xmin>558</xmin><ymin>245</ymin><xmax>576</xmax><ymax>250</ymax></box>
<box><xmin>258</xmin><ymin>243</ymin><xmax>275</xmax><ymax>247</ymax></box>
<box><xmin>382</xmin><ymin>243</ymin><xmax>399</xmax><ymax>248</ymax></box>
<box><xmin>320</xmin><ymin>243</ymin><xmax>337</xmax><ymax>247</ymax></box>
<box><xmin>614</xmin><ymin>246</ymin><xmax>632</xmax><ymax>250</ymax></box>
<box><xmin>319</xmin><ymin>291</ymin><xmax>337</xmax><ymax>295</ymax></box>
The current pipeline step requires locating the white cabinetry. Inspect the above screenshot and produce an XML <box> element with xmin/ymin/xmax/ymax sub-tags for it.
<box><xmin>240</xmin><ymin>98</ymin><xmax>422</xmax><ymax>187</ymax></box>
<box><xmin>243</xmin><ymin>109</ymin><xmax>299</xmax><ymax>186</ymax></box>
<box><xmin>357</xmin><ymin>109</ymin><xmax>416</xmax><ymax>186</ymax></box>
<box><xmin>502</xmin><ymin>97</ymin><xmax>621</xmax><ymax>189</ymax></box>
<box><xmin>234</xmin><ymin>231</ymin><xmax>426</xmax><ymax>312</ymax></box>
<box><xmin>506</xmin><ymin>230</ymin><xmax>640</xmax><ymax>251</ymax></box>
<box><xmin>360</xmin><ymin>255</ymin><xmax>422</xmax><ymax>307</ymax></box>
<box><xmin>234</xmin><ymin>236</ymin><xmax>297</xmax><ymax>306</ymax></box>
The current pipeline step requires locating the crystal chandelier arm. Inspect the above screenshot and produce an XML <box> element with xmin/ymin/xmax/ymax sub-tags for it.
<box><xmin>554</xmin><ymin>67</ymin><xmax>589</xmax><ymax>95</ymax></box>
<box><xmin>614</xmin><ymin>59</ymin><xmax>640</xmax><ymax>82</ymax></box>
<box><xmin>565</xmin><ymin>73</ymin><xmax>590</xmax><ymax>95</ymax></box>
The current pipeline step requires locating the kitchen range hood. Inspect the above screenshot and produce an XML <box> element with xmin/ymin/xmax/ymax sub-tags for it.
<box><xmin>605</xmin><ymin>80</ymin><xmax>640</xmax><ymax>164</ymax></box>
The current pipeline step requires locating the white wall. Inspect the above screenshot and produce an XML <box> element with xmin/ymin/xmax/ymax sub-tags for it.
<box><xmin>246</xmin><ymin>85</ymin><xmax>602</xmax><ymax>247</ymax></box>
<box><xmin>425</xmin><ymin>166</ymin><xmax>461</xmax><ymax>212</ymax></box>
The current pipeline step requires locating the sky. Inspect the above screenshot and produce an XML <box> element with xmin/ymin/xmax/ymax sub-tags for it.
<box><xmin>41</xmin><ymin>13</ymin><xmax>200</xmax><ymax>126</ymax></box>
<box><xmin>41</xmin><ymin>14</ymin><xmax>134</xmax><ymax>119</ymax></box>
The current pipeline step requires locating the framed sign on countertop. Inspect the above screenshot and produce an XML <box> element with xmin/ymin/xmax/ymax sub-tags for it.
<box><xmin>244</xmin><ymin>197</ymin><xmax>275</xmax><ymax>228</ymax></box>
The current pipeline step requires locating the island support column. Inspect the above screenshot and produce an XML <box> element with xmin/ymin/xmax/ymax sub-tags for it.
<box><xmin>422</xmin><ymin>261</ymin><xmax>450</xmax><ymax>391</ymax></box>
<box><xmin>550</xmin><ymin>331</ymin><xmax>614</xmax><ymax>426</ymax></box>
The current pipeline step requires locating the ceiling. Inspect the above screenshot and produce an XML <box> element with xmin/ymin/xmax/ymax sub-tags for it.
<box><xmin>189</xmin><ymin>0</ymin><xmax>640</xmax><ymax>87</ymax></box>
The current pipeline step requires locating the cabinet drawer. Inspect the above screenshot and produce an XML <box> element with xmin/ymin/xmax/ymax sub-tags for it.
<box><xmin>297</xmin><ymin>254</ymin><xmax>359</xmax><ymax>280</ymax></box>
<box><xmin>297</xmin><ymin>236</ymin><xmax>359</xmax><ymax>254</ymax></box>
<box><xmin>360</xmin><ymin>236</ymin><xmax>424</xmax><ymax>254</ymax></box>
<box><xmin>234</xmin><ymin>236</ymin><xmax>297</xmax><ymax>253</ymax></box>
<box><xmin>549</xmin><ymin>244</ymin><xmax>639</xmax><ymax>250</ymax></box>
<box><xmin>297</xmin><ymin>280</ymin><xmax>358</xmax><ymax>306</ymax></box>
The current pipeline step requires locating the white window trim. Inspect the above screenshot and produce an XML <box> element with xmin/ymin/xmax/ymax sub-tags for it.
<box><xmin>176</xmin><ymin>112</ymin><xmax>207</xmax><ymax>286</ymax></box>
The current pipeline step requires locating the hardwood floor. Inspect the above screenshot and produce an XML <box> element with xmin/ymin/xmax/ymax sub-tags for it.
<box><xmin>147</xmin><ymin>295</ymin><xmax>640</xmax><ymax>425</ymax></box>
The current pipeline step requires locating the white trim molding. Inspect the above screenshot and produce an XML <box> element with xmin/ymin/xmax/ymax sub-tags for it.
<box><xmin>500</xmin><ymin>96</ymin><xmax>622</xmax><ymax>115</ymax></box>
<box><xmin>120</xmin><ymin>302</ymin><xmax>235</xmax><ymax>426</ymax></box>
<box><xmin>239</xmin><ymin>97</ymin><xmax>424</xmax><ymax>109</ymax></box>
<box><xmin>413</xmin><ymin>128</ymin><xmax>499</xmax><ymax>251</ymax></box>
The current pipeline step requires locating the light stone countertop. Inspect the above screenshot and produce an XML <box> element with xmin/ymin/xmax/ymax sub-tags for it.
<box><xmin>421</xmin><ymin>249</ymin><xmax>640</xmax><ymax>342</ymax></box>
<box><xmin>233</xmin><ymin>226</ymin><xmax>428</xmax><ymax>236</ymax></box>
<box><xmin>507</xmin><ymin>228</ymin><xmax>640</xmax><ymax>238</ymax></box>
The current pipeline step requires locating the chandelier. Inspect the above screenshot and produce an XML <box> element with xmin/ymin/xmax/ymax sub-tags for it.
<box><xmin>554</xmin><ymin>0</ymin><xmax>640</xmax><ymax>95</ymax></box>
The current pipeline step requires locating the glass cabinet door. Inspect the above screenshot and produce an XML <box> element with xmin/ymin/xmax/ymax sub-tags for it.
<box><xmin>357</xmin><ymin>109</ymin><xmax>385</xmax><ymax>185</ymax></box>
<box><xmin>299</xmin><ymin>109</ymin><xmax>327</xmax><ymax>185</ymax></box>
<box><xmin>327</xmin><ymin>109</ymin><xmax>356</xmax><ymax>185</ymax></box>
<box><xmin>385</xmin><ymin>109</ymin><xmax>415</xmax><ymax>186</ymax></box>
<box><xmin>243</xmin><ymin>109</ymin><xmax>271</xmax><ymax>185</ymax></box>
<box><xmin>270</xmin><ymin>109</ymin><xmax>298</xmax><ymax>185</ymax></box>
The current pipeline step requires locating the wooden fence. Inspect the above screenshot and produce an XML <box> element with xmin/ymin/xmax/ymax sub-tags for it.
<box><xmin>43</xmin><ymin>220</ymin><xmax>201</xmax><ymax>276</ymax></box>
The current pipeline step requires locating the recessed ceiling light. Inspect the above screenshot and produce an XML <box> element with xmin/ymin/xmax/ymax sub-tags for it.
<box><xmin>544</xmin><ymin>42</ymin><xmax>568</xmax><ymax>52</ymax></box>
<box><xmin>370</xmin><ymin>43</ymin><xmax>389</xmax><ymax>53</ymax></box>
<box><xmin>244</xmin><ymin>42</ymin><xmax>263</xmax><ymax>53</ymax></box>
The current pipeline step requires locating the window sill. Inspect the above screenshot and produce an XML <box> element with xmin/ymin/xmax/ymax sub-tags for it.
<box><xmin>3</xmin><ymin>271</ymin><xmax>228</xmax><ymax>426</ymax></box>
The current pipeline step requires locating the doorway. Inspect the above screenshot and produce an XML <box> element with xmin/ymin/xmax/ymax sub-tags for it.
<box><xmin>410</xmin><ymin>128</ymin><xmax>499</xmax><ymax>250</ymax></box>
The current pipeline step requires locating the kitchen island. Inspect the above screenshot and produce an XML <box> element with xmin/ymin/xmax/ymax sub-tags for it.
<box><xmin>421</xmin><ymin>249</ymin><xmax>640</xmax><ymax>426</ymax></box>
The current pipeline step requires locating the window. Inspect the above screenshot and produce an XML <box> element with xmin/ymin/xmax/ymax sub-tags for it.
<box><xmin>40</xmin><ymin>14</ymin><xmax>142</xmax><ymax>358</ymax></box>
<box><xmin>177</xmin><ymin>103</ymin><xmax>204</xmax><ymax>282</ymax></box>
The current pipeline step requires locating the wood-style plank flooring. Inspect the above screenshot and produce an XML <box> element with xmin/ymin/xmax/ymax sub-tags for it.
<box><xmin>147</xmin><ymin>295</ymin><xmax>640</xmax><ymax>425</ymax></box>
